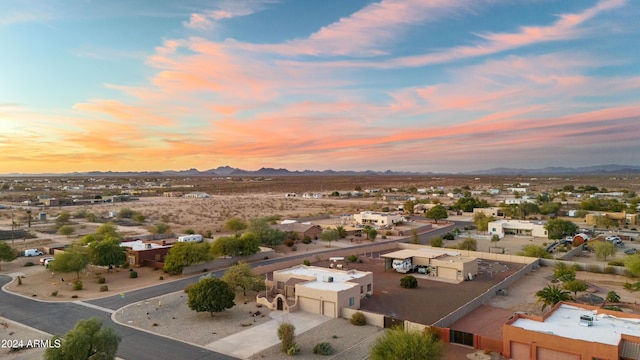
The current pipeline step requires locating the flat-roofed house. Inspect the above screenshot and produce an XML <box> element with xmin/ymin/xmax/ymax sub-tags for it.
<box><xmin>504</xmin><ymin>302</ymin><xmax>640</xmax><ymax>360</ymax></box>
<box><xmin>257</xmin><ymin>265</ymin><xmax>373</xmax><ymax>318</ymax></box>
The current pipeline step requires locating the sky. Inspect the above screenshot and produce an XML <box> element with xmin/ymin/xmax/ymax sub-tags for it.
<box><xmin>1</xmin><ymin>0</ymin><xmax>639</xmax><ymax>174</ymax></box>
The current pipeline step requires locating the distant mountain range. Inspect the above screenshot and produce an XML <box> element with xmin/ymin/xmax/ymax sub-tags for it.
<box><xmin>3</xmin><ymin>164</ymin><xmax>640</xmax><ymax>177</ymax></box>
<box><xmin>464</xmin><ymin>164</ymin><xmax>640</xmax><ymax>175</ymax></box>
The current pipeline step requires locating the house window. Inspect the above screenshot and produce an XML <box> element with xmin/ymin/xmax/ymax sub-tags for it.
<box><xmin>349</xmin><ymin>297</ymin><xmax>355</xmax><ymax>306</ymax></box>
<box><xmin>360</xmin><ymin>285</ymin><xmax>363</xmax><ymax>294</ymax></box>
<box><xmin>492</xmin><ymin>228</ymin><xmax>496</xmax><ymax>232</ymax></box>
<box><xmin>367</xmin><ymin>284</ymin><xmax>372</xmax><ymax>292</ymax></box>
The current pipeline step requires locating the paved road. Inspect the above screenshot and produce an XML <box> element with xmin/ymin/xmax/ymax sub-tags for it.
<box><xmin>0</xmin><ymin>276</ymin><xmax>236</xmax><ymax>360</ymax></box>
<box><xmin>1</xmin><ymin>220</ymin><xmax>463</xmax><ymax>359</ymax></box>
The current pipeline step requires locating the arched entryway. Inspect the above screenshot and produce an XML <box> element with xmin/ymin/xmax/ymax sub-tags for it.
<box><xmin>277</xmin><ymin>297</ymin><xmax>283</xmax><ymax>310</ymax></box>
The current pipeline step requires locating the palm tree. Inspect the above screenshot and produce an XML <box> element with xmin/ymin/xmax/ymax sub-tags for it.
<box><xmin>335</xmin><ymin>226</ymin><xmax>347</xmax><ymax>239</ymax></box>
<box><xmin>605</xmin><ymin>290</ymin><xmax>621</xmax><ymax>304</ymax></box>
<box><xmin>535</xmin><ymin>284</ymin><xmax>571</xmax><ymax>311</ymax></box>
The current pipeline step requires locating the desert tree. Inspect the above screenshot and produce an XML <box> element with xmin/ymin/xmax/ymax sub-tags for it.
<box><xmin>563</xmin><ymin>279</ymin><xmax>588</xmax><ymax>296</ymax></box>
<box><xmin>57</xmin><ymin>225</ymin><xmax>75</xmax><ymax>238</ymax></box>
<box><xmin>222</xmin><ymin>261</ymin><xmax>264</xmax><ymax>296</ymax></box>
<box><xmin>0</xmin><ymin>241</ymin><xmax>17</xmax><ymax>271</ymax></box>
<box><xmin>320</xmin><ymin>228</ymin><xmax>340</xmax><ymax>246</ymax></box>
<box><xmin>425</xmin><ymin>205</ymin><xmax>448</xmax><ymax>224</ymax></box>
<box><xmin>247</xmin><ymin>217</ymin><xmax>286</xmax><ymax>246</ymax></box>
<box><xmin>594</xmin><ymin>241</ymin><xmax>616</xmax><ymax>261</ymax></box>
<box><xmin>163</xmin><ymin>241</ymin><xmax>211</xmax><ymax>275</ymax></box>
<box><xmin>48</xmin><ymin>244</ymin><xmax>90</xmax><ymax>279</ymax></box>
<box><xmin>148</xmin><ymin>222</ymin><xmax>171</xmax><ymax>235</ymax></box>
<box><xmin>89</xmin><ymin>237</ymin><xmax>126</xmax><ymax>268</ymax></box>
<box><xmin>457</xmin><ymin>238</ymin><xmax>477</xmax><ymax>251</ymax></box>
<box><xmin>44</xmin><ymin>317</ymin><xmax>121</xmax><ymax>360</ymax></box>
<box><xmin>224</xmin><ymin>217</ymin><xmax>248</xmax><ymax>235</ymax></box>
<box><xmin>544</xmin><ymin>219</ymin><xmax>579</xmax><ymax>240</ymax></box>
<box><xmin>187</xmin><ymin>277</ymin><xmax>235</xmax><ymax>316</ymax></box>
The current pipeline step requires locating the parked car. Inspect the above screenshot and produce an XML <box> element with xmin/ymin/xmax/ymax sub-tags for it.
<box><xmin>625</xmin><ymin>248</ymin><xmax>638</xmax><ymax>255</ymax></box>
<box><xmin>606</xmin><ymin>236</ymin><xmax>621</xmax><ymax>242</ymax></box>
<box><xmin>24</xmin><ymin>249</ymin><xmax>44</xmax><ymax>257</ymax></box>
<box><xmin>40</xmin><ymin>257</ymin><xmax>54</xmax><ymax>266</ymax></box>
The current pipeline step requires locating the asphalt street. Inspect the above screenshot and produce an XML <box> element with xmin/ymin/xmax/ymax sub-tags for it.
<box><xmin>1</xmin><ymin>220</ymin><xmax>462</xmax><ymax>359</ymax></box>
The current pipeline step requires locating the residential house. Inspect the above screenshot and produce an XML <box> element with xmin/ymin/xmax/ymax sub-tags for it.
<box><xmin>257</xmin><ymin>265</ymin><xmax>373</xmax><ymax>318</ymax></box>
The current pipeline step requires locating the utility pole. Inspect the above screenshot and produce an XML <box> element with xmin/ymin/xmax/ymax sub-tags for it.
<box><xmin>11</xmin><ymin>211</ymin><xmax>14</xmax><ymax>248</ymax></box>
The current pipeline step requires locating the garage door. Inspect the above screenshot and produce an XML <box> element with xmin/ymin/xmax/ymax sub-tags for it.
<box><xmin>510</xmin><ymin>342</ymin><xmax>530</xmax><ymax>359</ymax></box>
<box><xmin>322</xmin><ymin>301</ymin><xmax>335</xmax><ymax>318</ymax></box>
<box><xmin>438</xmin><ymin>267</ymin><xmax>457</xmax><ymax>280</ymax></box>
<box><xmin>298</xmin><ymin>297</ymin><xmax>320</xmax><ymax>314</ymax></box>
<box><xmin>537</xmin><ymin>347</ymin><xmax>579</xmax><ymax>360</ymax></box>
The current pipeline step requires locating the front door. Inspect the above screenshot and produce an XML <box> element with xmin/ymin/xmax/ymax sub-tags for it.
<box><xmin>277</xmin><ymin>297</ymin><xmax>283</xmax><ymax>310</ymax></box>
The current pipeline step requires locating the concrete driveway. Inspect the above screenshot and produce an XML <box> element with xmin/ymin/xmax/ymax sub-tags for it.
<box><xmin>206</xmin><ymin>311</ymin><xmax>331</xmax><ymax>359</ymax></box>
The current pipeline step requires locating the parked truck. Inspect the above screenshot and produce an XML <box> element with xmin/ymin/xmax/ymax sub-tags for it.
<box><xmin>392</xmin><ymin>258</ymin><xmax>429</xmax><ymax>274</ymax></box>
<box><xmin>392</xmin><ymin>258</ymin><xmax>415</xmax><ymax>273</ymax></box>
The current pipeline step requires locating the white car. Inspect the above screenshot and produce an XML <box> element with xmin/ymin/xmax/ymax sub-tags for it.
<box><xmin>606</xmin><ymin>236</ymin><xmax>621</xmax><ymax>242</ymax></box>
<box><xmin>40</xmin><ymin>257</ymin><xmax>54</xmax><ymax>266</ymax></box>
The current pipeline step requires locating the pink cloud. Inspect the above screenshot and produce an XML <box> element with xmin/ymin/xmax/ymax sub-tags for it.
<box><xmin>229</xmin><ymin>0</ymin><xmax>481</xmax><ymax>57</ymax></box>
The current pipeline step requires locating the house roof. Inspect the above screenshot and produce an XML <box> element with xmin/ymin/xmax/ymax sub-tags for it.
<box><xmin>381</xmin><ymin>248</ymin><xmax>461</xmax><ymax>260</ymax></box>
<box><xmin>276</xmin><ymin>265</ymin><xmax>370</xmax><ymax>291</ymax></box>
<box><xmin>273</xmin><ymin>222</ymin><xmax>320</xmax><ymax>233</ymax></box>
<box><xmin>510</xmin><ymin>303</ymin><xmax>640</xmax><ymax>345</ymax></box>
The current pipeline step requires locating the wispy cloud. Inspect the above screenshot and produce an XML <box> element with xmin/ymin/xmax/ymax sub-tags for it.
<box><xmin>230</xmin><ymin>0</ymin><xmax>482</xmax><ymax>57</ymax></box>
<box><xmin>184</xmin><ymin>0</ymin><xmax>278</xmax><ymax>30</ymax></box>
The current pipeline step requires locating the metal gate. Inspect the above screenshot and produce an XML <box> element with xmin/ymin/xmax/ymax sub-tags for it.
<box><xmin>450</xmin><ymin>329</ymin><xmax>474</xmax><ymax>347</ymax></box>
<box><xmin>384</xmin><ymin>316</ymin><xmax>404</xmax><ymax>329</ymax></box>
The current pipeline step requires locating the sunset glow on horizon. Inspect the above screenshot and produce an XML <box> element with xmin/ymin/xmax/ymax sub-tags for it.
<box><xmin>1</xmin><ymin>0</ymin><xmax>639</xmax><ymax>174</ymax></box>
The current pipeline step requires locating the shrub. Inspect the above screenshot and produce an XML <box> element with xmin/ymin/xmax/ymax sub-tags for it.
<box><xmin>73</xmin><ymin>280</ymin><xmax>83</xmax><ymax>291</ymax></box>
<box><xmin>286</xmin><ymin>343</ymin><xmax>299</xmax><ymax>356</ymax></box>
<box><xmin>443</xmin><ymin>233</ymin><xmax>454</xmax><ymax>240</ymax></box>
<box><xmin>608</xmin><ymin>260</ymin><xmax>625</xmax><ymax>267</ymax></box>
<box><xmin>159</xmin><ymin>275</ymin><xmax>164</xmax><ymax>280</ymax></box>
<box><xmin>303</xmin><ymin>260</ymin><xmax>311</xmax><ymax>266</ymax></box>
<box><xmin>17</xmin><ymin>276</ymin><xmax>22</xmax><ymax>285</ymax></box>
<box><xmin>50</xmin><ymin>290</ymin><xmax>58</xmax><ymax>297</ymax></box>
<box><xmin>291</xmin><ymin>246</ymin><xmax>297</xmax><ymax>251</ymax></box>
<box><xmin>130</xmin><ymin>271</ymin><xmax>138</xmax><ymax>279</ymax></box>
<box><xmin>572</xmin><ymin>263</ymin><xmax>583</xmax><ymax>271</ymax></box>
<box><xmin>99</xmin><ymin>285</ymin><xmax>108</xmax><ymax>292</ymax></box>
<box><xmin>424</xmin><ymin>326</ymin><xmax>441</xmax><ymax>341</ymax></box>
<box><xmin>589</xmin><ymin>265</ymin><xmax>603</xmax><ymax>273</ymax></box>
<box><xmin>400</xmin><ymin>275</ymin><xmax>418</xmax><ymax>289</ymax></box>
<box><xmin>71</xmin><ymin>295</ymin><xmax>78</xmax><ymax>299</ymax></box>
<box><xmin>603</xmin><ymin>266</ymin><xmax>616</xmax><ymax>275</ymax></box>
<box><xmin>284</xmin><ymin>239</ymin><xmax>295</xmax><ymax>247</ymax></box>
<box><xmin>277</xmin><ymin>322</ymin><xmax>296</xmax><ymax>353</ymax></box>
<box><xmin>97</xmin><ymin>277</ymin><xmax>106</xmax><ymax>284</ymax></box>
<box><xmin>347</xmin><ymin>255</ymin><xmax>358</xmax><ymax>263</ymax></box>
<box><xmin>313</xmin><ymin>342</ymin><xmax>333</xmax><ymax>355</ymax></box>
<box><xmin>122</xmin><ymin>262</ymin><xmax>129</xmax><ymax>269</ymax></box>
<box><xmin>23</xmin><ymin>262</ymin><xmax>35</xmax><ymax>267</ymax></box>
<box><xmin>302</xmin><ymin>236</ymin><xmax>312</xmax><ymax>244</ymax></box>
<box><xmin>381</xmin><ymin>235</ymin><xmax>387</xmax><ymax>239</ymax></box>
<box><xmin>350</xmin><ymin>311</ymin><xmax>367</xmax><ymax>326</ymax></box>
